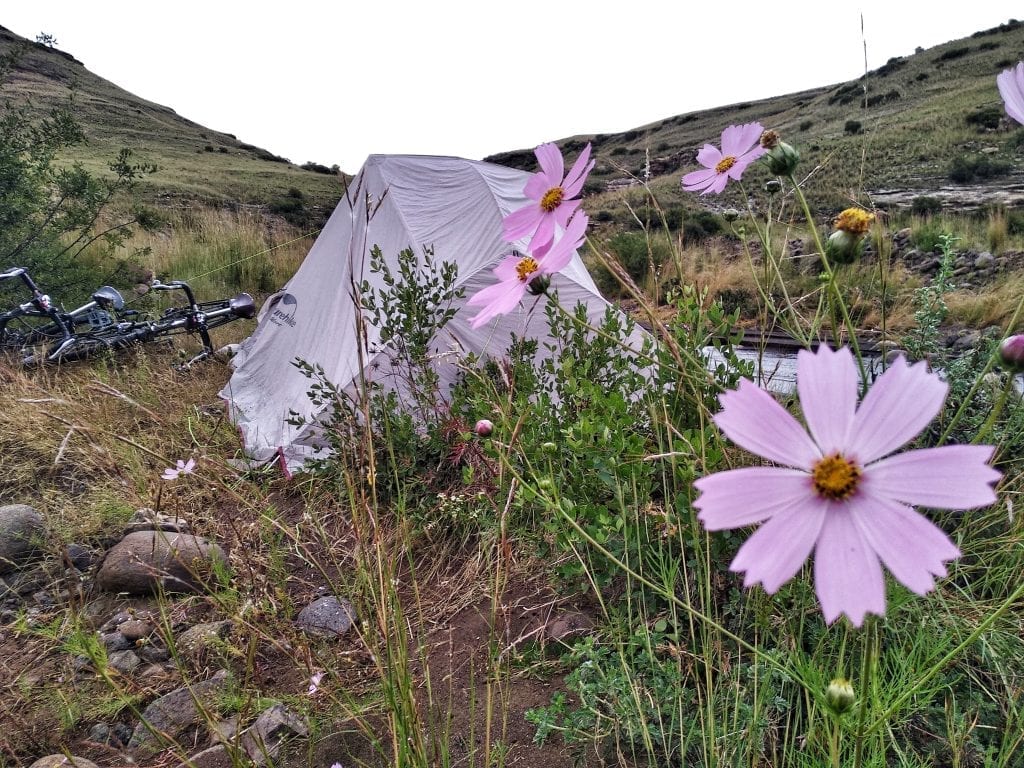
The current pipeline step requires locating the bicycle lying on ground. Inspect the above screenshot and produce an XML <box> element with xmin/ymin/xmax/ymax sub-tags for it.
<box><xmin>1</xmin><ymin>268</ymin><xmax>256</xmax><ymax>367</ymax></box>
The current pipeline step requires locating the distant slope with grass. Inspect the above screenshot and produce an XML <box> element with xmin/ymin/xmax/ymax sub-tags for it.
<box><xmin>0</xmin><ymin>24</ymin><xmax>345</xmax><ymax>219</ymax></box>
<box><xmin>488</xmin><ymin>18</ymin><xmax>1024</xmax><ymax>218</ymax></box>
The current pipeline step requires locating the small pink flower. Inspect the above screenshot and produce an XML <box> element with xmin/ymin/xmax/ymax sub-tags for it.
<box><xmin>681</xmin><ymin>122</ymin><xmax>766</xmax><ymax>195</ymax></box>
<box><xmin>693</xmin><ymin>345</ymin><xmax>1001</xmax><ymax>627</ymax></box>
<box><xmin>161</xmin><ymin>458</ymin><xmax>196</xmax><ymax>480</ymax></box>
<box><xmin>503</xmin><ymin>142</ymin><xmax>594</xmax><ymax>252</ymax></box>
<box><xmin>468</xmin><ymin>212</ymin><xmax>588</xmax><ymax>329</ymax></box>
<box><xmin>997</xmin><ymin>61</ymin><xmax>1024</xmax><ymax>126</ymax></box>
<box><xmin>307</xmin><ymin>671</ymin><xmax>325</xmax><ymax>695</ymax></box>
<box><xmin>475</xmin><ymin>419</ymin><xmax>494</xmax><ymax>437</ymax></box>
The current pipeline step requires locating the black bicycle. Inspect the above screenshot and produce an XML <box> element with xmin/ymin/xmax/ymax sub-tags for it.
<box><xmin>27</xmin><ymin>279</ymin><xmax>256</xmax><ymax>367</ymax></box>
<box><xmin>1</xmin><ymin>267</ymin><xmax>126</xmax><ymax>353</ymax></box>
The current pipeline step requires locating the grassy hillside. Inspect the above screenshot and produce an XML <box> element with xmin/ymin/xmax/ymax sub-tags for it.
<box><xmin>489</xmin><ymin>19</ymin><xmax>1024</xmax><ymax>218</ymax></box>
<box><xmin>0</xmin><ymin>25</ymin><xmax>346</xmax><ymax>215</ymax></box>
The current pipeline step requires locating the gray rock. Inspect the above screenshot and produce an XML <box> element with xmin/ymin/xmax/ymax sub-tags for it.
<box><xmin>118</xmin><ymin>618</ymin><xmax>154</xmax><ymax>641</ymax></box>
<box><xmin>124</xmin><ymin>507</ymin><xmax>191</xmax><ymax>535</ymax></box>
<box><xmin>975</xmin><ymin>252</ymin><xmax>995</xmax><ymax>268</ymax></box>
<box><xmin>136</xmin><ymin>644</ymin><xmax>171</xmax><ymax>663</ymax></box>
<box><xmin>953</xmin><ymin>330</ymin><xmax>982</xmax><ymax>352</ymax></box>
<box><xmin>172</xmin><ymin>744</ymin><xmax>236</xmax><ymax>768</ymax></box>
<box><xmin>96</xmin><ymin>530</ymin><xmax>226</xmax><ymax>595</ymax></box>
<box><xmin>176</xmin><ymin>619</ymin><xmax>233</xmax><ymax>664</ymax></box>
<box><xmin>240</xmin><ymin>704</ymin><xmax>308</xmax><ymax>765</ymax></box>
<box><xmin>129</xmin><ymin>669</ymin><xmax>232</xmax><ymax>752</ymax></box>
<box><xmin>65</xmin><ymin>543</ymin><xmax>94</xmax><ymax>571</ymax></box>
<box><xmin>88</xmin><ymin>722</ymin><xmax>110</xmax><ymax>744</ymax></box>
<box><xmin>28</xmin><ymin>757</ymin><xmax>100</xmax><ymax>768</ymax></box>
<box><xmin>0</xmin><ymin>504</ymin><xmax>45</xmax><ymax>574</ymax></box>
<box><xmin>99</xmin><ymin>610</ymin><xmax>134</xmax><ymax>632</ymax></box>
<box><xmin>296</xmin><ymin>596</ymin><xmax>356</xmax><ymax>638</ymax></box>
<box><xmin>108</xmin><ymin>649</ymin><xmax>142</xmax><ymax>675</ymax></box>
<box><xmin>100</xmin><ymin>631</ymin><xmax>133</xmax><ymax>652</ymax></box>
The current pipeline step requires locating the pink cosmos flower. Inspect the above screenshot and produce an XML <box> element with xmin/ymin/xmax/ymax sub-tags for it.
<box><xmin>681</xmin><ymin>122</ymin><xmax>766</xmax><ymax>195</ymax></box>
<box><xmin>503</xmin><ymin>142</ymin><xmax>594</xmax><ymax>252</ymax></box>
<box><xmin>161</xmin><ymin>458</ymin><xmax>196</xmax><ymax>480</ymax></box>
<box><xmin>468</xmin><ymin>212</ymin><xmax>589</xmax><ymax>329</ymax></box>
<box><xmin>693</xmin><ymin>345</ymin><xmax>1000</xmax><ymax>627</ymax></box>
<box><xmin>997</xmin><ymin>61</ymin><xmax>1024</xmax><ymax>126</ymax></box>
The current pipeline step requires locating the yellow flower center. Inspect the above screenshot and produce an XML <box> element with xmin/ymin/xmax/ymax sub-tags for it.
<box><xmin>540</xmin><ymin>187</ymin><xmax>564</xmax><ymax>213</ymax></box>
<box><xmin>515</xmin><ymin>257</ymin><xmax>539</xmax><ymax>282</ymax></box>
<box><xmin>715</xmin><ymin>156</ymin><xmax>737</xmax><ymax>174</ymax></box>
<box><xmin>812</xmin><ymin>453</ymin><xmax>861</xmax><ymax>501</ymax></box>
<box><xmin>834</xmin><ymin>208</ymin><xmax>874</xmax><ymax>236</ymax></box>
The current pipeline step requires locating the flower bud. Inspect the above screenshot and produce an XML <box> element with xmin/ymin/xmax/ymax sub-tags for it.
<box><xmin>723</xmin><ymin>208</ymin><xmax>740</xmax><ymax>222</ymax></box>
<box><xmin>759</xmin><ymin>129</ymin><xmax>781</xmax><ymax>150</ymax></box>
<box><xmin>825</xmin><ymin>678</ymin><xmax>855</xmax><ymax>714</ymax></box>
<box><xmin>541</xmin><ymin>441</ymin><xmax>557</xmax><ymax>453</ymax></box>
<box><xmin>764</xmin><ymin>179</ymin><xmax>782</xmax><ymax>195</ymax></box>
<box><xmin>475</xmin><ymin>419</ymin><xmax>494</xmax><ymax>437</ymax></box>
<box><xmin>764</xmin><ymin>141</ymin><xmax>800</xmax><ymax>176</ymax></box>
<box><xmin>999</xmin><ymin>335</ymin><xmax>1024</xmax><ymax>372</ymax></box>
<box><xmin>826</xmin><ymin>230</ymin><xmax>861</xmax><ymax>265</ymax></box>
<box><xmin>527</xmin><ymin>274</ymin><xmax>550</xmax><ymax>296</ymax></box>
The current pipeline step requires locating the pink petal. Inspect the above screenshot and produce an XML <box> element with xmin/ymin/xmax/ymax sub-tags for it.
<box><xmin>468</xmin><ymin>282</ymin><xmax>526</xmax><ymax>328</ymax></box>
<box><xmin>846</xmin><ymin>356</ymin><xmax>947</xmax><ymax>464</ymax></box>
<box><xmin>528</xmin><ymin>214</ymin><xmax>557</xmax><ymax>254</ymax></box>
<box><xmin>183</xmin><ymin>458</ymin><xmax>196</xmax><ymax>473</ymax></box>
<box><xmin>849</xmin><ymin>491</ymin><xmax>959</xmax><ymax>596</ymax></box>
<box><xmin>796</xmin><ymin>346</ymin><xmax>858</xmax><ymax>454</ymax></box>
<box><xmin>694</xmin><ymin>467</ymin><xmax>811</xmax><ymax>530</ymax></box>
<box><xmin>681</xmin><ymin>168</ymin><xmax>718</xmax><ymax>189</ymax></box>
<box><xmin>703</xmin><ymin>173</ymin><xmax>730</xmax><ymax>195</ymax></box>
<box><xmin>534</xmin><ymin>143</ymin><xmax>564</xmax><ymax>187</ymax></box>
<box><xmin>538</xmin><ymin>212</ymin><xmax>588</xmax><ymax>275</ymax></box>
<box><xmin>713</xmin><ymin>379</ymin><xmax>821</xmax><ymax>469</ymax></box>
<box><xmin>503</xmin><ymin>205</ymin><xmax>543</xmax><ymax>241</ymax></box>
<box><xmin>813</xmin><ymin>509</ymin><xmax>886</xmax><ymax>626</ymax></box>
<box><xmin>720</xmin><ymin>122</ymin><xmax>765</xmax><ymax>157</ymax></box>
<box><xmin>997</xmin><ymin>62</ymin><xmax>1024</xmax><ymax>126</ymax></box>
<box><xmin>726</xmin><ymin>148</ymin><xmax>765</xmax><ymax>179</ymax></box>
<box><xmin>523</xmin><ymin>173</ymin><xmax>550</xmax><ymax>201</ymax></box>
<box><xmin>553</xmin><ymin>198</ymin><xmax>582</xmax><ymax>230</ymax></box>
<box><xmin>864</xmin><ymin>445</ymin><xmax>1000</xmax><ymax>509</ymax></box>
<box><xmin>493</xmin><ymin>254</ymin><xmax>529</xmax><ymax>282</ymax></box>
<box><xmin>695</xmin><ymin>144</ymin><xmax>722</xmax><ymax>169</ymax></box>
<box><xmin>730</xmin><ymin>498</ymin><xmax>826</xmax><ymax>593</ymax></box>
<box><xmin>562</xmin><ymin>143</ymin><xmax>594</xmax><ymax>197</ymax></box>
<box><xmin>467</xmin><ymin>278</ymin><xmax>515</xmax><ymax>307</ymax></box>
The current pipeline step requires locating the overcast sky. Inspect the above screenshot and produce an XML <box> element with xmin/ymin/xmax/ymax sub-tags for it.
<box><xmin>3</xmin><ymin>2</ymin><xmax>1022</xmax><ymax>173</ymax></box>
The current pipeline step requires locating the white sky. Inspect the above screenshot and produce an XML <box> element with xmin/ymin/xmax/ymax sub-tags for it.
<box><xmin>3</xmin><ymin>2</ymin><xmax>1022</xmax><ymax>173</ymax></box>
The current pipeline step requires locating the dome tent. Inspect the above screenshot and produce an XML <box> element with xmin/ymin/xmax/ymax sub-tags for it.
<box><xmin>220</xmin><ymin>154</ymin><xmax>646</xmax><ymax>474</ymax></box>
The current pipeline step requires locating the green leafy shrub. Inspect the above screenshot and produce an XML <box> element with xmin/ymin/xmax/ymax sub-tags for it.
<box><xmin>799</xmin><ymin>119</ymin><xmax>813</xmax><ymax>131</ymax></box>
<box><xmin>949</xmin><ymin>154</ymin><xmax>1012</xmax><ymax>183</ymax></box>
<box><xmin>936</xmin><ymin>46</ymin><xmax>970</xmax><ymax>63</ymax></box>
<box><xmin>910</xmin><ymin>196</ymin><xmax>943</xmax><ymax>216</ymax></box>
<box><xmin>844</xmin><ymin>119</ymin><xmax>863</xmax><ymax>135</ymax></box>
<box><xmin>965</xmin><ymin>105</ymin><xmax>1004</xmax><ymax>131</ymax></box>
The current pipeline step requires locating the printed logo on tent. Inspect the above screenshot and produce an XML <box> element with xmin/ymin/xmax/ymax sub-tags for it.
<box><xmin>268</xmin><ymin>293</ymin><xmax>298</xmax><ymax>328</ymax></box>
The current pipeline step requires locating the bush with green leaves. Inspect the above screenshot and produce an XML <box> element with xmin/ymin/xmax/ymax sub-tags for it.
<box><xmin>0</xmin><ymin>46</ymin><xmax>158</xmax><ymax>303</ymax></box>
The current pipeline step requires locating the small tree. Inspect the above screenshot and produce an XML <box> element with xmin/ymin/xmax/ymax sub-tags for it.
<box><xmin>0</xmin><ymin>44</ymin><xmax>159</xmax><ymax>298</ymax></box>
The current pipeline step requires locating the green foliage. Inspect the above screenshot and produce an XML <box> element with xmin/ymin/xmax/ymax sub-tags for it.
<box><xmin>912</xmin><ymin>219</ymin><xmax>952</xmax><ymax>252</ymax></box>
<box><xmin>0</xmin><ymin>47</ymin><xmax>157</xmax><ymax>302</ymax></box>
<box><xmin>910</xmin><ymin>196</ymin><xmax>942</xmax><ymax>216</ymax></box>
<box><xmin>799</xmin><ymin>119</ymin><xmax>814</xmax><ymax>132</ymax></box>
<box><xmin>901</xmin><ymin>234</ymin><xmax>956</xmax><ymax>361</ymax></box>
<box><xmin>606</xmin><ymin>232</ymin><xmax>670</xmax><ymax>283</ymax></box>
<box><xmin>948</xmin><ymin>154</ymin><xmax>1012</xmax><ymax>183</ymax></box>
<box><xmin>844</xmin><ymin>119</ymin><xmax>863</xmax><ymax>135</ymax></box>
<box><xmin>965</xmin><ymin>105</ymin><xmax>1004</xmax><ymax>131</ymax></box>
<box><xmin>935</xmin><ymin>46</ymin><xmax>971</xmax><ymax>62</ymax></box>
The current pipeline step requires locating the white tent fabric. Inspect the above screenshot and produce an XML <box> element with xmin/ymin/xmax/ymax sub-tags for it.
<box><xmin>220</xmin><ymin>154</ymin><xmax>646</xmax><ymax>474</ymax></box>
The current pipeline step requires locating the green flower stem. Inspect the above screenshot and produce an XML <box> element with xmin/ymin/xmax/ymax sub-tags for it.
<box><xmin>938</xmin><ymin>290</ymin><xmax>1024</xmax><ymax>446</ymax></box>
<box><xmin>853</xmin><ymin>619</ymin><xmax>875</xmax><ymax>768</ymax></box>
<box><xmin>973</xmin><ymin>373</ymin><xmax>1017</xmax><ymax>445</ymax></box>
<box><xmin>506</xmin><ymin>459</ymin><xmax>813</xmax><ymax>692</ymax></box>
<box><xmin>864</xmin><ymin>578</ymin><xmax>1024</xmax><ymax>736</ymax></box>
<box><xmin>788</xmin><ymin>174</ymin><xmax>867</xmax><ymax>380</ymax></box>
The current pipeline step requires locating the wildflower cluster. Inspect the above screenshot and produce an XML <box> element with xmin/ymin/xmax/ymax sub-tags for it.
<box><xmin>671</xmin><ymin>63</ymin><xmax>1023</xmax><ymax>626</ymax></box>
<box><xmin>468</xmin><ymin>143</ymin><xmax>594</xmax><ymax>327</ymax></box>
